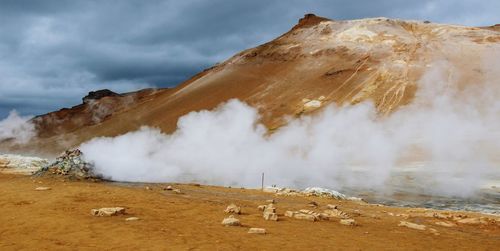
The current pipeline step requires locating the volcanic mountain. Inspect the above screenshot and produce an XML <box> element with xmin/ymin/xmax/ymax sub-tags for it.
<box><xmin>2</xmin><ymin>14</ymin><xmax>500</xmax><ymax>156</ymax></box>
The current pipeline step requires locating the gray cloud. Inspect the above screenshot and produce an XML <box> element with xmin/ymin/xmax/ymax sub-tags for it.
<box><xmin>0</xmin><ymin>0</ymin><xmax>498</xmax><ymax>118</ymax></box>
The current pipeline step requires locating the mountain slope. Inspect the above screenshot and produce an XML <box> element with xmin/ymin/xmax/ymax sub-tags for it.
<box><xmin>3</xmin><ymin>14</ymin><xmax>500</xmax><ymax>156</ymax></box>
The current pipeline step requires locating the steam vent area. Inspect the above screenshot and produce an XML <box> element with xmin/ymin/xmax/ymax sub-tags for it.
<box><xmin>1</xmin><ymin>11</ymin><xmax>499</xmax><ymax>251</ymax></box>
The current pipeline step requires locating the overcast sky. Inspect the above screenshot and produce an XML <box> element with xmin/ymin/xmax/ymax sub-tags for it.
<box><xmin>0</xmin><ymin>0</ymin><xmax>498</xmax><ymax>118</ymax></box>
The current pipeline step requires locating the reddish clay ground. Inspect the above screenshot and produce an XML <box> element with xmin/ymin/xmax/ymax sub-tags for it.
<box><xmin>0</xmin><ymin>174</ymin><xmax>499</xmax><ymax>250</ymax></box>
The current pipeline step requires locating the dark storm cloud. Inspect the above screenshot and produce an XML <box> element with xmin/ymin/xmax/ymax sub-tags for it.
<box><xmin>0</xmin><ymin>0</ymin><xmax>498</xmax><ymax>118</ymax></box>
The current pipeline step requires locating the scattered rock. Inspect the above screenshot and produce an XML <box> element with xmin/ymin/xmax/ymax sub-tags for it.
<box><xmin>326</xmin><ymin>204</ymin><xmax>338</xmax><ymax>209</ymax></box>
<box><xmin>222</xmin><ymin>215</ymin><xmax>241</xmax><ymax>226</ymax></box>
<box><xmin>125</xmin><ymin>217</ymin><xmax>140</xmax><ymax>221</ymax></box>
<box><xmin>340</xmin><ymin>219</ymin><xmax>356</xmax><ymax>226</ymax></box>
<box><xmin>224</xmin><ymin>203</ymin><xmax>241</xmax><ymax>214</ymax></box>
<box><xmin>35</xmin><ymin>186</ymin><xmax>51</xmax><ymax>191</ymax></box>
<box><xmin>266</xmin><ymin>199</ymin><xmax>275</xmax><ymax>204</ymax></box>
<box><xmin>257</xmin><ymin>205</ymin><xmax>266</xmax><ymax>211</ymax></box>
<box><xmin>172</xmin><ymin>189</ymin><xmax>182</xmax><ymax>194</ymax></box>
<box><xmin>263</xmin><ymin>212</ymin><xmax>279</xmax><ymax>221</ymax></box>
<box><xmin>456</xmin><ymin>217</ymin><xmax>487</xmax><ymax>225</ymax></box>
<box><xmin>322</xmin><ymin>209</ymin><xmax>350</xmax><ymax>219</ymax></box>
<box><xmin>285</xmin><ymin>211</ymin><xmax>295</xmax><ymax>217</ymax></box>
<box><xmin>398</xmin><ymin>221</ymin><xmax>426</xmax><ymax>231</ymax></box>
<box><xmin>434</xmin><ymin>221</ymin><xmax>456</xmax><ymax>227</ymax></box>
<box><xmin>248</xmin><ymin>228</ymin><xmax>266</xmax><ymax>234</ymax></box>
<box><xmin>145</xmin><ymin>186</ymin><xmax>152</xmax><ymax>190</ymax></box>
<box><xmin>429</xmin><ymin>228</ymin><xmax>440</xmax><ymax>235</ymax></box>
<box><xmin>396</xmin><ymin>213</ymin><xmax>410</xmax><ymax>219</ymax></box>
<box><xmin>91</xmin><ymin>207</ymin><xmax>126</xmax><ymax>217</ymax></box>
<box><xmin>293</xmin><ymin>213</ymin><xmax>317</xmax><ymax>222</ymax></box>
<box><xmin>263</xmin><ymin>204</ymin><xmax>278</xmax><ymax>221</ymax></box>
<box><xmin>163</xmin><ymin>186</ymin><xmax>173</xmax><ymax>190</ymax></box>
<box><xmin>308</xmin><ymin>201</ymin><xmax>318</xmax><ymax>207</ymax></box>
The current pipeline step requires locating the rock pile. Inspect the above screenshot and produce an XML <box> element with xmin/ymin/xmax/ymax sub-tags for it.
<box><xmin>35</xmin><ymin>149</ymin><xmax>99</xmax><ymax>180</ymax></box>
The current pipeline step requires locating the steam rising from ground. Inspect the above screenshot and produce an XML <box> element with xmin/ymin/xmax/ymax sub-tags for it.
<box><xmin>80</xmin><ymin>61</ymin><xmax>500</xmax><ymax>197</ymax></box>
<box><xmin>0</xmin><ymin>110</ymin><xmax>36</xmax><ymax>144</ymax></box>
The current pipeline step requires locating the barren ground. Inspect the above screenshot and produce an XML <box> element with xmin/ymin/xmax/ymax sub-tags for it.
<box><xmin>0</xmin><ymin>173</ymin><xmax>499</xmax><ymax>250</ymax></box>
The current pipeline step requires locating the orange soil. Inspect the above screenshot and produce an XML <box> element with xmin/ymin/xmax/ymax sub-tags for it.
<box><xmin>1</xmin><ymin>174</ymin><xmax>499</xmax><ymax>250</ymax></box>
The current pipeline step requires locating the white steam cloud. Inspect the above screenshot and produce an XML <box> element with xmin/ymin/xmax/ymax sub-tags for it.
<box><xmin>0</xmin><ymin>110</ymin><xmax>36</xmax><ymax>144</ymax></box>
<box><xmin>80</xmin><ymin>60</ymin><xmax>500</xmax><ymax>197</ymax></box>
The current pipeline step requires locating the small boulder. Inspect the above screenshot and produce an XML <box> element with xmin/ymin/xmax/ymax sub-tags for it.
<box><xmin>323</xmin><ymin>209</ymin><xmax>349</xmax><ymax>219</ymax></box>
<box><xmin>91</xmin><ymin>207</ymin><xmax>126</xmax><ymax>217</ymax></box>
<box><xmin>224</xmin><ymin>203</ymin><xmax>241</xmax><ymax>214</ymax></box>
<box><xmin>263</xmin><ymin>211</ymin><xmax>278</xmax><ymax>221</ymax></box>
<box><xmin>340</xmin><ymin>219</ymin><xmax>356</xmax><ymax>226</ymax></box>
<box><xmin>125</xmin><ymin>217</ymin><xmax>140</xmax><ymax>221</ymax></box>
<box><xmin>308</xmin><ymin>201</ymin><xmax>318</xmax><ymax>207</ymax></box>
<box><xmin>35</xmin><ymin>187</ymin><xmax>51</xmax><ymax>191</ymax></box>
<box><xmin>456</xmin><ymin>217</ymin><xmax>487</xmax><ymax>225</ymax></box>
<box><xmin>248</xmin><ymin>228</ymin><xmax>266</xmax><ymax>234</ymax></box>
<box><xmin>222</xmin><ymin>215</ymin><xmax>241</xmax><ymax>226</ymax></box>
<box><xmin>398</xmin><ymin>221</ymin><xmax>426</xmax><ymax>230</ymax></box>
<box><xmin>285</xmin><ymin>211</ymin><xmax>295</xmax><ymax>217</ymax></box>
<box><xmin>326</xmin><ymin>204</ymin><xmax>338</xmax><ymax>209</ymax></box>
<box><xmin>434</xmin><ymin>221</ymin><xmax>456</xmax><ymax>227</ymax></box>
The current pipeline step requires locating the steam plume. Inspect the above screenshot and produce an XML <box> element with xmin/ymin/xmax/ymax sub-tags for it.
<box><xmin>80</xmin><ymin>60</ymin><xmax>500</xmax><ymax>197</ymax></box>
<box><xmin>0</xmin><ymin>110</ymin><xmax>36</xmax><ymax>144</ymax></box>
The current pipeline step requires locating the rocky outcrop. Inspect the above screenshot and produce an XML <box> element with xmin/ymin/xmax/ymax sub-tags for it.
<box><xmin>82</xmin><ymin>89</ymin><xmax>122</xmax><ymax>104</ymax></box>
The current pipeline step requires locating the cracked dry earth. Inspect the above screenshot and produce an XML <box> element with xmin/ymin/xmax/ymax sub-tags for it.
<box><xmin>1</xmin><ymin>173</ymin><xmax>499</xmax><ymax>250</ymax></box>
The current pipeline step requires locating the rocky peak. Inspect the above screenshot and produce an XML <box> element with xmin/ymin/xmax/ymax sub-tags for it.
<box><xmin>292</xmin><ymin>13</ymin><xmax>330</xmax><ymax>30</ymax></box>
<box><xmin>82</xmin><ymin>89</ymin><xmax>121</xmax><ymax>104</ymax></box>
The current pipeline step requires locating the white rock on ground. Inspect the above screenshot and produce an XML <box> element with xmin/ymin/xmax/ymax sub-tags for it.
<box><xmin>456</xmin><ymin>217</ymin><xmax>487</xmax><ymax>225</ymax></box>
<box><xmin>221</xmin><ymin>215</ymin><xmax>241</xmax><ymax>226</ymax></box>
<box><xmin>263</xmin><ymin>205</ymin><xmax>278</xmax><ymax>221</ymax></box>
<box><xmin>91</xmin><ymin>207</ymin><xmax>126</xmax><ymax>217</ymax></box>
<box><xmin>398</xmin><ymin>221</ymin><xmax>426</xmax><ymax>230</ymax></box>
<box><xmin>35</xmin><ymin>187</ymin><xmax>51</xmax><ymax>191</ymax></box>
<box><xmin>248</xmin><ymin>228</ymin><xmax>266</xmax><ymax>234</ymax></box>
<box><xmin>125</xmin><ymin>217</ymin><xmax>140</xmax><ymax>221</ymax></box>
<box><xmin>340</xmin><ymin>219</ymin><xmax>356</xmax><ymax>226</ymax></box>
<box><xmin>434</xmin><ymin>221</ymin><xmax>456</xmax><ymax>227</ymax></box>
<box><xmin>326</xmin><ymin>204</ymin><xmax>338</xmax><ymax>209</ymax></box>
<box><xmin>224</xmin><ymin>203</ymin><xmax>241</xmax><ymax>214</ymax></box>
<box><xmin>285</xmin><ymin>211</ymin><xmax>295</xmax><ymax>217</ymax></box>
<box><xmin>263</xmin><ymin>212</ymin><xmax>279</xmax><ymax>221</ymax></box>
